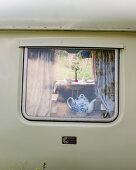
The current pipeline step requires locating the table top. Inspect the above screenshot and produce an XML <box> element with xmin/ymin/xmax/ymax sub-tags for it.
<box><xmin>55</xmin><ymin>79</ymin><xmax>95</xmax><ymax>86</ymax></box>
<box><xmin>54</xmin><ymin>79</ymin><xmax>95</xmax><ymax>91</ymax></box>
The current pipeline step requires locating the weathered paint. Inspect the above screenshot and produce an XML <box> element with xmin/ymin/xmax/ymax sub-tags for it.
<box><xmin>0</xmin><ymin>30</ymin><xmax>136</xmax><ymax>170</ymax></box>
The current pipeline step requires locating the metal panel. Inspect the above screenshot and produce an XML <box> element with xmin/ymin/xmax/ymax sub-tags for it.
<box><xmin>1</xmin><ymin>31</ymin><xmax>136</xmax><ymax>170</ymax></box>
<box><xmin>0</xmin><ymin>0</ymin><xmax>136</xmax><ymax>31</ymax></box>
<box><xmin>19</xmin><ymin>38</ymin><xmax>124</xmax><ymax>48</ymax></box>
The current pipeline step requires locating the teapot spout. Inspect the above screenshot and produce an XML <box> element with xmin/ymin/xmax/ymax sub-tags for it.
<box><xmin>88</xmin><ymin>99</ymin><xmax>96</xmax><ymax>113</ymax></box>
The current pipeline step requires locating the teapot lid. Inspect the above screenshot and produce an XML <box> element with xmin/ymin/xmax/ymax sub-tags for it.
<box><xmin>76</xmin><ymin>94</ymin><xmax>89</xmax><ymax>102</ymax></box>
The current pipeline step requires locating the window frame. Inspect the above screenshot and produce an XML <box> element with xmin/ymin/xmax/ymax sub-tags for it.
<box><xmin>22</xmin><ymin>47</ymin><xmax>119</xmax><ymax>123</ymax></box>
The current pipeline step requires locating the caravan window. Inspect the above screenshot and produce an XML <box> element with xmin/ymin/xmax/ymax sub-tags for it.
<box><xmin>22</xmin><ymin>47</ymin><xmax>118</xmax><ymax>122</ymax></box>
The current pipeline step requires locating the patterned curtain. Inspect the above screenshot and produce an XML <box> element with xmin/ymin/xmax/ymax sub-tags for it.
<box><xmin>93</xmin><ymin>50</ymin><xmax>115</xmax><ymax>117</ymax></box>
<box><xmin>26</xmin><ymin>48</ymin><xmax>55</xmax><ymax>117</ymax></box>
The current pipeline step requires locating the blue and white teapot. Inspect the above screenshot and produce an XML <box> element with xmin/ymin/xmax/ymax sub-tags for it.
<box><xmin>67</xmin><ymin>94</ymin><xmax>96</xmax><ymax>114</ymax></box>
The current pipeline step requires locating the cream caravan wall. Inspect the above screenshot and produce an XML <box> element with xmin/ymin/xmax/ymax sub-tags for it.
<box><xmin>0</xmin><ymin>31</ymin><xmax>136</xmax><ymax>170</ymax></box>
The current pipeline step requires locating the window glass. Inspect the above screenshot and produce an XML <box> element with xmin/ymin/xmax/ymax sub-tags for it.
<box><xmin>22</xmin><ymin>48</ymin><xmax>118</xmax><ymax>122</ymax></box>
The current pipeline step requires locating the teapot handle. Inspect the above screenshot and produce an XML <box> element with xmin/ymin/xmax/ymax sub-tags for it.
<box><xmin>67</xmin><ymin>97</ymin><xmax>74</xmax><ymax>109</ymax></box>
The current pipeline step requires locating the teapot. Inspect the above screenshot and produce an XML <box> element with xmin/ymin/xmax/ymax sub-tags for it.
<box><xmin>67</xmin><ymin>94</ymin><xmax>96</xmax><ymax>114</ymax></box>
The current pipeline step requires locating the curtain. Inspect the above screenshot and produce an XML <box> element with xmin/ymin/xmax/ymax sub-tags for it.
<box><xmin>93</xmin><ymin>50</ymin><xmax>115</xmax><ymax>117</ymax></box>
<box><xmin>26</xmin><ymin>48</ymin><xmax>55</xmax><ymax>117</ymax></box>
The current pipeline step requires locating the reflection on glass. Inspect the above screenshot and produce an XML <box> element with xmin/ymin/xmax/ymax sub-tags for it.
<box><xmin>25</xmin><ymin>48</ymin><xmax>116</xmax><ymax>120</ymax></box>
